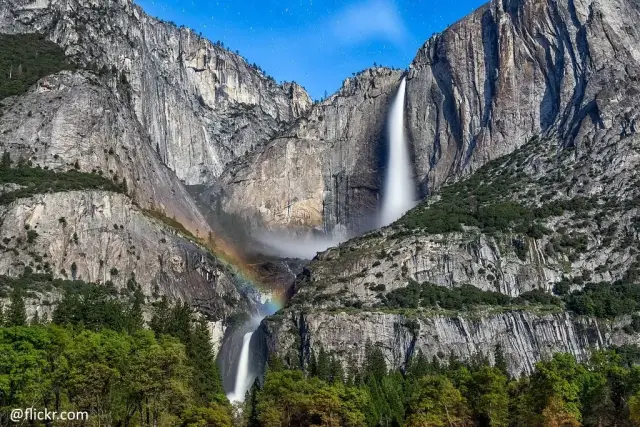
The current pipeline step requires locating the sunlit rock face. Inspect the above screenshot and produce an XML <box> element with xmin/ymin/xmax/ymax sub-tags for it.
<box><xmin>220</xmin><ymin>0</ymin><xmax>640</xmax><ymax>236</ymax></box>
<box><xmin>0</xmin><ymin>71</ymin><xmax>212</xmax><ymax>238</ymax></box>
<box><xmin>219</xmin><ymin>67</ymin><xmax>404</xmax><ymax>236</ymax></box>
<box><xmin>1</xmin><ymin>0</ymin><xmax>311</xmax><ymax>186</ymax></box>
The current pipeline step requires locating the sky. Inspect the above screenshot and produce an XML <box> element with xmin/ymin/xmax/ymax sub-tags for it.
<box><xmin>135</xmin><ymin>0</ymin><xmax>487</xmax><ymax>100</ymax></box>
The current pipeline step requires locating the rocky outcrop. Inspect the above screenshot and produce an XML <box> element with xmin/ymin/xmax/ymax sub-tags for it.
<box><xmin>0</xmin><ymin>0</ymin><xmax>311</xmax><ymax>185</ymax></box>
<box><xmin>264</xmin><ymin>309</ymin><xmax>639</xmax><ymax>377</ymax></box>
<box><xmin>406</xmin><ymin>0</ymin><xmax>640</xmax><ymax>191</ymax></box>
<box><xmin>219</xmin><ymin>68</ymin><xmax>403</xmax><ymax>236</ymax></box>
<box><xmin>0</xmin><ymin>190</ymin><xmax>252</xmax><ymax>319</ymax></box>
<box><xmin>0</xmin><ymin>71</ymin><xmax>212</xmax><ymax>238</ymax></box>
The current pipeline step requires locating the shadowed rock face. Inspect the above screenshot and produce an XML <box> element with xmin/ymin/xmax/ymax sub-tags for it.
<box><xmin>0</xmin><ymin>0</ymin><xmax>311</xmax><ymax>186</ymax></box>
<box><xmin>263</xmin><ymin>309</ymin><xmax>640</xmax><ymax>377</ymax></box>
<box><xmin>0</xmin><ymin>191</ymin><xmax>251</xmax><ymax>319</ymax></box>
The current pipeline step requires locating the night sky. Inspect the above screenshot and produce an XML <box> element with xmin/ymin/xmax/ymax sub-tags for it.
<box><xmin>135</xmin><ymin>0</ymin><xmax>487</xmax><ymax>100</ymax></box>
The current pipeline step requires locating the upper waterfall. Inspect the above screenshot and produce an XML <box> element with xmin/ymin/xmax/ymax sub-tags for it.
<box><xmin>379</xmin><ymin>77</ymin><xmax>416</xmax><ymax>227</ymax></box>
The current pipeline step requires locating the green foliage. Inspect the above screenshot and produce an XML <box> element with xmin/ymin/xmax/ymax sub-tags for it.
<box><xmin>149</xmin><ymin>299</ymin><xmax>227</xmax><ymax>406</ymax></box>
<box><xmin>254</xmin><ymin>369</ymin><xmax>369</xmax><ymax>426</ymax></box>
<box><xmin>565</xmin><ymin>279</ymin><xmax>640</xmax><ymax>318</ymax></box>
<box><xmin>0</xmin><ymin>153</ymin><xmax>126</xmax><ymax>204</ymax></box>
<box><xmin>52</xmin><ymin>281</ymin><xmax>141</xmax><ymax>333</ymax></box>
<box><xmin>381</xmin><ymin>276</ymin><xmax>640</xmax><ymax>318</ymax></box>
<box><xmin>382</xmin><ymin>280</ymin><xmax>562</xmax><ymax>310</ymax></box>
<box><xmin>0</xmin><ymin>324</ymin><xmax>231</xmax><ymax>426</ymax></box>
<box><xmin>0</xmin><ymin>275</ymin><xmax>231</xmax><ymax>425</ymax></box>
<box><xmin>0</xmin><ymin>33</ymin><xmax>76</xmax><ymax>100</ymax></box>
<box><xmin>398</xmin><ymin>139</ymin><xmax>596</xmax><ymax>236</ymax></box>
<box><xmin>405</xmin><ymin>375</ymin><xmax>471</xmax><ymax>426</ymax></box>
<box><xmin>257</xmin><ymin>347</ymin><xmax>640</xmax><ymax>427</ymax></box>
<box><xmin>26</xmin><ymin>229</ymin><xmax>38</xmax><ymax>244</ymax></box>
<box><xmin>6</xmin><ymin>286</ymin><xmax>26</xmax><ymax>326</ymax></box>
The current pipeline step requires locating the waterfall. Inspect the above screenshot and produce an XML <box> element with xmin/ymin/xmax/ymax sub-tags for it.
<box><xmin>380</xmin><ymin>77</ymin><xmax>416</xmax><ymax>227</ymax></box>
<box><xmin>222</xmin><ymin>313</ymin><xmax>268</xmax><ymax>404</ymax></box>
<box><xmin>227</xmin><ymin>331</ymin><xmax>255</xmax><ymax>403</ymax></box>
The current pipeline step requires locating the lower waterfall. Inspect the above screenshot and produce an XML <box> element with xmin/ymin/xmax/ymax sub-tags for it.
<box><xmin>227</xmin><ymin>317</ymin><xmax>264</xmax><ymax>403</ymax></box>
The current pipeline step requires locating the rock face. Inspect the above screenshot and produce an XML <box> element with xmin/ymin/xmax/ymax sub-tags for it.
<box><xmin>259</xmin><ymin>0</ymin><xmax>640</xmax><ymax>375</ymax></box>
<box><xmin>264</xmin><ymin>309</ymin><xmax>640</xmax><ymax>377</ymax></box>
<box><xmin>1</xmin><ymin>0</ymin><xmax>311</xmax><ymax>185</ymax></box>
<box><xmin>220</xmin><ymin>68</ymin><xmax>403</xmax><ymax>235</ymax></box>
<box><xmin>0</xmin><ymin>71</ymin><xmax>212</xmax><ymax>238</ymax></box>
<box><xmin>406</xmin><ymin>0</ymin><xmax>640</xmax><ymax>191</ymax></box>
<box><xmin>0</xmin><ymin>191</ymin><xmax>253</xmax><ymax>319</ymax></box>
<box><xmin>219</xmin><ymin>0</ymin><xmax>640</xmax><ymax>236</ymax></box>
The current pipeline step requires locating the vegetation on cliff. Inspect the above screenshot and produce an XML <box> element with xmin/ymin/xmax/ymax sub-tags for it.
<box><xmin>0</xmin><ymin>33</ymin><xmax>76</xmax><ymax>100</ymax></box>
<box><xmin>0</xmin><ymin>152</ymin><xmax>127</xmax><ymax>204</ymax></box>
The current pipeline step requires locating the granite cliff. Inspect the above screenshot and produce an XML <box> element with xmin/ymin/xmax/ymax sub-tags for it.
<box><xmin>1</xmin><ymin>0</ymin><xmax>311</xmax><ymax>187</ymax></box>
<box><xmin>259</xmin><ymin>0</ymin><xmax>640</xmax><ymax>375</ymax></box>
<box><xmin>219</xmin><ymin>67</ymin><xmax>402</xmax><ymax>236</ymax></box>
<box><xmin>221</xmin><ymin>0</ymin><xmax>640</xmax><ymax>238</ymax></box>
<box><xmin>0</xmin><ymin>0</ymin><xmax>311</xmax><ymax>347</ymax></box>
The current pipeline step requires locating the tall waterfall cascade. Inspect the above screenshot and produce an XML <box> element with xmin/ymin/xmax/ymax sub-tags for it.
<box><xmin>379</xmin><ymin>77</ymin><xmax>416</xmax><ymax>227</ymax></box>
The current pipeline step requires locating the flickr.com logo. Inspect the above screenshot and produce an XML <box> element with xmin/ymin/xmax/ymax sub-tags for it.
<box><xmin>10</xmin><ymin>408</ymin><xmax>89</xmax><ymax>422</ymax></box>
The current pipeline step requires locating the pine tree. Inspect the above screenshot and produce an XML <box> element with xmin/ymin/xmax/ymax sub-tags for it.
<box><xmin>150</xmin><ymin>296</ymin><xmax>171</xmax><ymax>335</ymax></box>
<box><xmin>246</xmin><ymin>378</ymin><xmax>260</xmax><ymax>427</ymax></box>
<box><xmin>308</xmin><ymin>351</ymin><xmax>318</xmax><ymax>377</ymax></box>
<box><xmin>316</xmin><ymin>348</ymin><xmax>331</xmax><ymax>382</ymax></box>
<box><xmin>364</xmin><ymin>342</ymin><xmax>387</xmax><ymax>379</ymax></box>
<box><xmin>7</xmin><ymin>287</ymin><xmax>27</xmax><ymax>326</ymax></box>
<box><xmin>167</xmin><ymin>301</ymin><xmax>192</xmax><ymax>343</ymax></box>
<box><xmin>407</xmin><ymin>350</ymin><xmax>430</xmax><ymax>378</ymax></box>
<box><xmin>188</xmin><ymin>317</ymin><xmax>225</xmax><ymax>402</ymax></box>
<box><xmin>126</xmin><ymin>286</ymin><xmax>144</xmax><ymax>333</ymax></box>
<box><xmin>329</xmin><ymin>356</ymin><xmax>344</xmax><ymax>384</ymax></box>
<box><xmin>494</xmin><ymin>343</ymin><xmax>508</xmax><ymax>375</ymax></box>
<box><xmin>1</xmin><ymin>151</ymin><xmax>11</xmax><ymax>169</ymax></box>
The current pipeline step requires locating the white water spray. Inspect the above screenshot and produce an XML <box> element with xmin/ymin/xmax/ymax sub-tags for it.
<box><xmin>379</xmin><ymin>77</ymin><xmax>416</xmax><ymax>227</ymax></box>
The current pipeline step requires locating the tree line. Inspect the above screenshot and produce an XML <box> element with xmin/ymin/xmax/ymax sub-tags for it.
<box><xmin>0</xmin><ymin>279</ymin><xmax>232</xmax><ymax>426</ymax></box>
<box><xmin>245</xmin><ymin>344</ymin><xmax>640</xmax><ymax>427</ymax></box>
<box><xmin>4</xmin><ymin>276</ymin><xmax>640</xmax><ymax>425</ymax></box>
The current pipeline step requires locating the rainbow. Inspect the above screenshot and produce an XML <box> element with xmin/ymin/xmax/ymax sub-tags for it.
<box><xmin>156</xmin><ymin>207</ymin><xmax>286</xmax><ymax>311</ymax></box>
<box><xmin>202</xmin><ymin>232</ymin><xmax>287</xmax><ymax>312</ymax></box>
